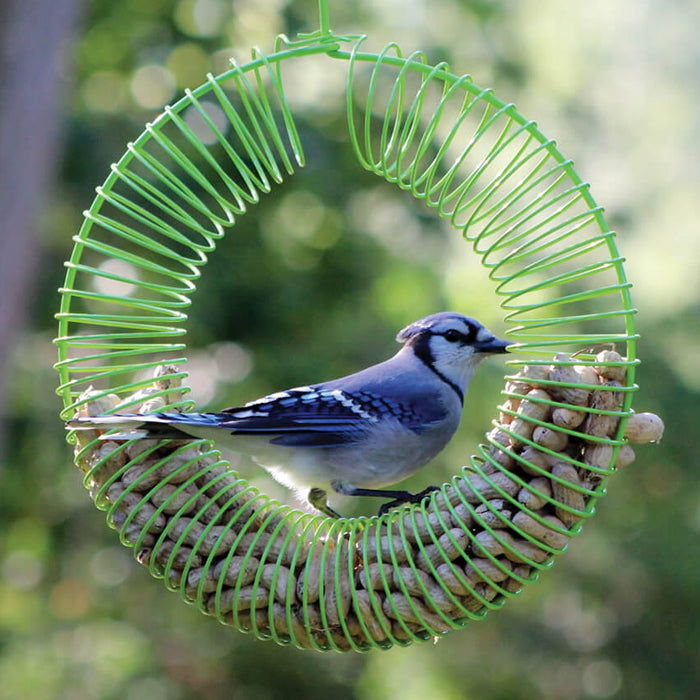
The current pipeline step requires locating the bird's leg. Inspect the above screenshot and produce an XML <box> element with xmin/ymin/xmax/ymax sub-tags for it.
<box><xmin>377</xmin><ymin>486</ymin><xmax>440</xmax><ymax>516</ymax></box>
<box><xmin>331</xmin><ymin>481</ymin><xmax>439</xmax><ymax>516</ymax></box>
<box><xmin>308</xmin><ymin>487</ymin><xmax>344</xmax><ymax>519</ymax></box>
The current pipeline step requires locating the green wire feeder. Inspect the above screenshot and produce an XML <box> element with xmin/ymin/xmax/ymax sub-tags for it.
<box><xmin>55</xmin><ymin>1</ymin><xmax>664</xmax><ymax>651</ymax></box>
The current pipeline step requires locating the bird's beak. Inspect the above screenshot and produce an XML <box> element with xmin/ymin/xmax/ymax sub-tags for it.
<box><xmin>474</xmin><ymin>336</ymin><xmax>510</xmax><ymax>354</ymax></box>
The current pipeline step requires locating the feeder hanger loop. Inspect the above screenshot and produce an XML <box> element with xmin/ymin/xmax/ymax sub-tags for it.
<box><xmin>281</xmin><ymin>0</ymin><xmax>361</xmax><ymax>51</ymax></box>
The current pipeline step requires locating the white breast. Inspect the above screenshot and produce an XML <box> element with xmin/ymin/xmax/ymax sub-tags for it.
<box><xmin>225</xmin><ymin>415</ymin><xmax>456</xmax><ymax>498</ymax></box>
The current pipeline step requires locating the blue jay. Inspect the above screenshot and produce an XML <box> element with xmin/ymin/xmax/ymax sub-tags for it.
<box><xmin>68</xmin><ymin>312</ymin><xmax>509</xmax><ymax>517</ymax></box>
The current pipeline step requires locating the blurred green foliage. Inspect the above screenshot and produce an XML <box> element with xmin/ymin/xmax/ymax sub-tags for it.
<box><xmin>2</xmin><ymin>0</ymin><xmax>699</xmax><ymax>698</ymax></box>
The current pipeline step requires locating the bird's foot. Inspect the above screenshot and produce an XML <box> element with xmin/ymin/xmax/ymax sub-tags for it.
<box><xmin>377</xmin><ymin>485</ymin><xmax>440</xmax><ymax>516</ymax></box>
<box><xmin>308</xmin><ymin>487</ymin><xmax>344</xmax><ymax>519</ymax></box>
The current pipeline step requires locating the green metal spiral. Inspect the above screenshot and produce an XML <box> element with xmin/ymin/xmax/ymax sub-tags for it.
<box><xmin>55</xmin><ymin>16</ymin><xmax>638</xmax><ymax>652</ymax></box>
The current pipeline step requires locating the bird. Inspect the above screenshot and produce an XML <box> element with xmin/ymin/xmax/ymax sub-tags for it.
<box><xmin>67</xmin><ymin>312</ymin><xmax>509</xmax><ymax>518</ymax></box>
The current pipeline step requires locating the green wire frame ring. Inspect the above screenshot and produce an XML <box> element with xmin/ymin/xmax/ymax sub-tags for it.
<box><xmin>55</xmin><ymin>29</ymin><xmax>638</xmax><ymax>652</ymax></box>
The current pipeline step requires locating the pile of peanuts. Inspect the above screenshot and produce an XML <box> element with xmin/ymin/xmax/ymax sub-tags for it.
<box><xmin>70</xmin><ymin>353</ymin><xmax>663</xmax><ymax>650</ymax></box>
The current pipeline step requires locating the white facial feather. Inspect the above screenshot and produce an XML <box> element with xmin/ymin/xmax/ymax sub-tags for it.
<box><xmin>428</xmin><ymin>334</ymin><xmax>487</xmax><ymax>390</ymax></box>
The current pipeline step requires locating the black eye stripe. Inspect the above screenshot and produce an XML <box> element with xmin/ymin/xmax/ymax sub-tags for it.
<box><xmin>434</xmin><ymin>325</ymin><xmax>477</xmax><ymax>344</ymax></box>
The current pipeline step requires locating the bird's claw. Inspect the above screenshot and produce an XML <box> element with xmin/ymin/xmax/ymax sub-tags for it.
<box><xmin>377</xmin><ymin>485</ymin><xmax>440</xmax><ymax>516</ymax></box>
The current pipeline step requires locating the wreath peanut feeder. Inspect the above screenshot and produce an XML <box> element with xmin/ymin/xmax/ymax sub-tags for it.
<box><xmin>57</xmin><ymin>1</ymin><xmax>663</xmax><ymax>651</ymax></box>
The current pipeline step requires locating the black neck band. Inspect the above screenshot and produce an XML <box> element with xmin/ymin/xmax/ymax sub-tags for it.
<box><xmin>411</xmin><ymin>335</ymin><xmax>464</xmax><ymax>404</ymax></box>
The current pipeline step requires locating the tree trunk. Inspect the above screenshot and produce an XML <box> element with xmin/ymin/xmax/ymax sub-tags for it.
<box><xmin>0</xmin><ymin>0</ymin><xmax>85</xmax><ymax>451</ymax></box>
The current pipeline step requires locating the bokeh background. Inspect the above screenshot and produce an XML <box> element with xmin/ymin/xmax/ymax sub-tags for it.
<box><xmin>1</xmin><ymin>1</ymin><xmax>698</xmax><ymax>698</ymax></box>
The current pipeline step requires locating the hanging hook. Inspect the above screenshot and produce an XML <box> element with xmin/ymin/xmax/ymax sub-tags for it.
<box><xmin>318</xmin><ymin>0</ymin><xmax>331</xmax><ymax>36</ymax></box>
<box><xmin>279</xmin><ymin>0</ymin><xmax>362</xmax><ymax>51</ymax></box>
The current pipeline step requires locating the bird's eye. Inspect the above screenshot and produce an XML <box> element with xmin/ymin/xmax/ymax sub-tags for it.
<box><xmin>443</xmin><ymin>329</ymin><xmax>462</xmax><ymax>343</ymax></box>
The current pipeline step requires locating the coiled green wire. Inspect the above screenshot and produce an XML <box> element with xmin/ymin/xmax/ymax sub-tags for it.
<box><xmin>55</xmin><ymin>26</ymin><xmax>637</xmax><ymax>651</ymax></box>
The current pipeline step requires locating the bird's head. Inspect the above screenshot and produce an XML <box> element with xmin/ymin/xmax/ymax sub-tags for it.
<box><xmin>397</xmin><ymin>312</ymin><xmax>509</xmax><ymax>397</ymax></box>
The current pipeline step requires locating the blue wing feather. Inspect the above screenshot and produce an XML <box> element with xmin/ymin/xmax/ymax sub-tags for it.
<box><xmin>200</xmin><ymin>386</ymin><xmax>423</xmax><ymax>447</ymax></box>
<box><xmin>199</xmin><ymin>387</ymin><xmax>378</xmax><ymax>446</ymax></box>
